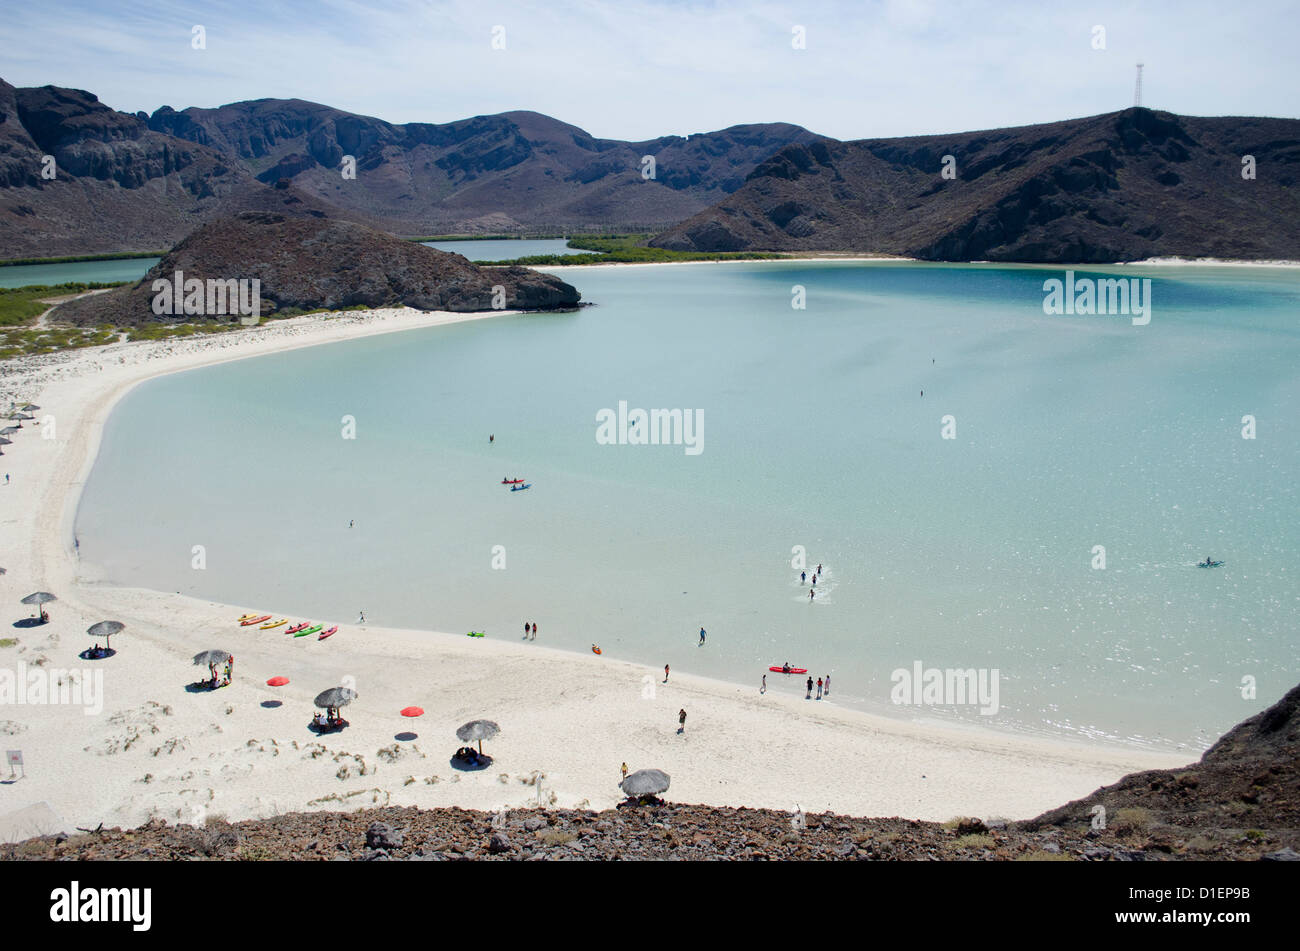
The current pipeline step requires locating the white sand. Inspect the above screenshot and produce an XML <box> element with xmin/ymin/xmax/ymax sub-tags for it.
<box><xmin>0</xmin><ymin>306</ymin><xmax>1192</xmax><ymax>837</ymax></box>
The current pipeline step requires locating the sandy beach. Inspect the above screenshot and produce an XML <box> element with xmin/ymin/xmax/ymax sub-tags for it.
<box><xmin>0</xmin><ymin>305</ymin><xmax>1191</xmax><ymax>841</ymax></box>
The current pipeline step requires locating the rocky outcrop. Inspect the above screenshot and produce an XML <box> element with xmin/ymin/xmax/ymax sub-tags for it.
<box><xmin>652</xmin><ymin>109</ymin><xmax>1300</xmax><ymax>262</ymax></box>
<box><xmin>1025</xmin><ymin>681</ymin><xmax>1300</xmax><ymax>836</ymax></box>
<box><xmin>0</xmin><ymin>80</ymin><xmax>353</xmax><ymax>258</ymax></box>
<box><xmin>53</xmin><ymin>211</ymin><xmax>580</xmax><ymax>325</ymax></box>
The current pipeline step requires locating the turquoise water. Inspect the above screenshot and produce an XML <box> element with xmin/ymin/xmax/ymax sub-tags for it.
<box><xmin>0</xmin><ymin>241</ymin><xmax>588</xmax><ymax>289</ymax></box>
<box><xmin>420</xmin><ymin>239</ymin><xmax>595</xmax><ymax>260</ymax></box>
<box><xmin>0</xmin><ymin>257</ymin><xmax>161</xmax><ymax>289</ymax></box>
<box><xmin>74</xmin><ymin>262</ymin><xmax>1300</xmax><ymax>751</ymax></box>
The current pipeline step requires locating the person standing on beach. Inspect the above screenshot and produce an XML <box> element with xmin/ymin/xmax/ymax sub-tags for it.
<box><xmin>524</xmin><ymin>622</ymin><xmax>530</xmax><ymax>639</ymax></box>
<box><xmin>678</xmin><ymin>708</ymin><xmax>686</xmax><ymax>733</ymax></box>
<box><xmin>801</xmin><ymin>570</ymin><xmax>806</xmax><ymax>584</ymax></box>
<box><xmin>761</xmin><ymin>674</ymin><xmax>766</xmax><ymax>694</ymax></box>
<box><xmin>358</xmin><ymin>611</ymin><xmax>366</xmax><ymax>624</ymax></box>
<box><xmin>531</xmin><ymin>621</ymin><xmax>537</xmax><ymax>641</ymax></box>
<box><xmin>490</xmin><ymin>434</ymin><xmax>494</xmax><ymax>443</ymax></box>
<box><xmin>824</xmin><ymin>674</ymin><xmax>830</xmax><ymax>696</ymax></box>
<box><xmin>621</xmin><ymin>762</ymin><xmax>629</xmax><ymax>783</ymax></box>
<box><xmin>698</xmin><ymin>627</ymin><xmax>706</xmax><ymax>646</ymax></box>
<box><xmin>805</xmin><ymin>676</ymin><xmax>813</xmax><ymax>699</ymax></box>
<box><xmin>664</xmin><ymin>664</ymin><xmax>670</xmax><ymax>683</ymax></box>
<box><xmin>816</xmin><ymin>677</ymin><xmax>823</xmax><ymax>700</ymax></box>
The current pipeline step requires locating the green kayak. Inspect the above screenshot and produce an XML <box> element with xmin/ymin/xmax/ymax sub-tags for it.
<box><xmin>295</xmin><ymin>624</ymin><xmax>323</xmax><ymax>637</ymax></box>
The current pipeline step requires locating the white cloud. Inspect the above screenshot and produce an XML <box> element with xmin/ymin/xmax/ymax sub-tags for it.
<box><xmin>1</xmin><ymin>0</ymin><xmax>1296</xmax><ymax>140</ymax></box>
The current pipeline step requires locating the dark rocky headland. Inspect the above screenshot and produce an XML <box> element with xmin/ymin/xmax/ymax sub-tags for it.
<box><xmin>52</xmin><ymin>211</ymin><xmax>581</xmax><ymax>326</ymax></box>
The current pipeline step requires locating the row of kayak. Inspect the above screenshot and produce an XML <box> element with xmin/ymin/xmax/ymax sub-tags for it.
<box><xmin>237</xmin><ymin>613</ymin><xmax>337</xmax><ymax>640</ymax></box>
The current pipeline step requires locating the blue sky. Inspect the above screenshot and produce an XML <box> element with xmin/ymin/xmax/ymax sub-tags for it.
<box><xmin>3</xmin><ymin>0</ymin><xmax>1297</xmax><ymax>140</ymax></box>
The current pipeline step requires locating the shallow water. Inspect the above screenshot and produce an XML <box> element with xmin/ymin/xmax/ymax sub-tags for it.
<box><xmin>1</xmin><ymin>240</ymin><xmax>589</xmax><ymax>289</ymax></box>
<box><xmin>75</xmin><ymin>261</ymin><xmax>1300</xmax><ymax>751</ymax></box>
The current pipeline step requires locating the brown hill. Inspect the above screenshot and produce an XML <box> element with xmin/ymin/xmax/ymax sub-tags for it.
<box><xmin>651</xmin><ymin>108</ymin><xmax>1300</xmax><ymax>262</ymax></box>
<box><xmin>0</xmin><ymin>76</ymin><xmax>819</xmax><ymax>257</ymax></box>
<box><xmin>0</xmin><ymin>80</ymin><xmax>355</xmax><ymax>258</ymax></box>
<box><xmin>146</xmin><ymin>99</ymin><xmax>820</xmax><ymax>236</ymax></box>
<box><xmin>52</xmin><ymin>211</ymin><xmax>580</xmax><ymax>326</ymax></box>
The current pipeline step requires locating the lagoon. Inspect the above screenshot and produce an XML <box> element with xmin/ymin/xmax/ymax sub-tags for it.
<box><xmin>73</xmin><ymin>261</ymin><xmax>1300</xmax><ymax>752</ymax></box>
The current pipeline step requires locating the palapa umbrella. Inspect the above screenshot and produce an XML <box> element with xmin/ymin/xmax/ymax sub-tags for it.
<box><xmin>21</xmin><ymin>591</ymin><xmax>56</xmax><ymax>621</ymax></box>
<box><xmin>455</xmin><ymin>719</ymin><xmax>500</xmax><ymax>755</ymax></box>
<box><xmin>314</xmin><ymin>686</ymin><xmax>357</xmax><ymax>709</ymax></box>
<box><xmin>620</xmin><ymin>768</ymin><xmax>671</xmax><ymax>797</ymax></box>
<box><xmin>314</xmin><ymin>685</ymin><xmax>356</xmax><ymax>726</ymax></box>
<box><xmin>20</xmin><ymin>403</ymin><xmax>39</xmax><ymax>411</ymax></box>
<box><xmin>0</xmin><ymin>436</ymin><xmax>10</xmax><ymax>454</ymax></box>
<box><xmin>0</xmin><ymin>426</ymin><xmax>18</xmax><ymax>435</ymax></box>
<box><xmin>87</xmin><ymin>620</ymin><xmax>124</xmax><ymax>649</ymax></box>
<box><xmin>400</xmin><ymin>706</ymin><xmax>424</xmax><ymax>718</ymax></box>
<box><xmin>192</xmin><ymin>649</ymin><xmax>231</xmax><ymax>666</ymax></box>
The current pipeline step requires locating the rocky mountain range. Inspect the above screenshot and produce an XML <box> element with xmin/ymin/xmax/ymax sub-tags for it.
<box><xmin>53</xmin><ymin>211</ymin><xmax>580</xmax><ymax>325</ymax></box>
<box><xmin>652</xmin><ymin>108</ymin><xmax>1300</xmax><ymax>262</ymax></box>
<box><xmin>0</xmin><ymin>77</ymin><xmax>818</xmax><ymax>258</ymax></box>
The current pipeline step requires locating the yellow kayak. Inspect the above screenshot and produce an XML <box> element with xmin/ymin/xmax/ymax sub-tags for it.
<box><xmin>260</xmin><ymin>618</ymin><xmax>288</xmax><ymax>630</ymax></box>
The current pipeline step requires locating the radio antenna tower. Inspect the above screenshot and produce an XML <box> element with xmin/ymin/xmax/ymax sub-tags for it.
<box><xmin>1134</xmin><ymin>63</ymin><xmax>1144</xmax><ymax>107</ymax></box>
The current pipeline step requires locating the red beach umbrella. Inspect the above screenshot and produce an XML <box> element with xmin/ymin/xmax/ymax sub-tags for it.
<box><xmin>401</xmin><ymin>706</ymin><xmax>424</xmax><ymax>718</ymax></box>
<box><xmin>266</xmin><ymin>676</ymin><xmax>289</xmax><ymax>687</ymax></box>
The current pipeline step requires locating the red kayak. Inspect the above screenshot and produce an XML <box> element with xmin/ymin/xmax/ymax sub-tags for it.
<box><xmin>769</xmin><ymin>666</ymin><xmax>807</xmax><ymax>674</ymax></box>
<box><xmin>285</xmin><ymin>622</ymin><xmax>308</xmax><ymax>634</ymax></box>
<box><xmin>318</xmin><ymin>626</ymin><xmax>338</xmax><ymax>640</ymax></box>
<box><xmin>501</xmin><ymin>478</ymin><xmax>526</xmax><ymax>484</ymax></box>
<box><xmin>240</xmin><ymin>615</ymin><xmax>271</xmax><ymax>627</ymax></box>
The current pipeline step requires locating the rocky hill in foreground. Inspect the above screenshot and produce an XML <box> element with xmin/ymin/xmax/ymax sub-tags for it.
<box><xmin>5</xmin><ymin>683</ymin><xmax>1297</xmax><ymax>861</ymax></box>
<box><xmin>652</xmin><ymin>108</ymin><xmax>1300</xmax><ymax>262</ymax></box>
<box><xmin>52</xmin><ymin>211</ymin><xmax>581</xmax><ymax>325</ymax></box>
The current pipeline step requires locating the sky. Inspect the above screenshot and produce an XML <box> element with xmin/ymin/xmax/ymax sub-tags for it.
<box><xmin>2</xmin><ymin>0</ymin><xmax>1298</xmax><ymax>142</ymax></box>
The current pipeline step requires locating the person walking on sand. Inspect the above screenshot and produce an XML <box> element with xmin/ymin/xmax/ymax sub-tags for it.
<box><xmin>698</xmin><ymin>627</ymin><xmax>706</xmax><ymax>646</ymax></box>
<box><xmin>816</xmin><ymin>677</ymin><xmax>823</xmax><ymax>700</ymax></box>
<box><xmin>761</xmin><ymin>674</ymin><xmax>767</xmax><ymax>694</ymax></box>
<box><xmin>531</xmin><ymin>621</ymin><xmax>537</xmax><ymax>641</ymax></box>
<box><xmin>524</xmin><ymin>621</ymin><xmax>530</xmax><ymax>639</ymax></box>
<box><xmin>824</xmin><ymin>674</ymin><xmax>830</xmax><ymax>696</ymax></box>
<box><xmin>805</xmin><ymin>676</ymin><xmax>813</xmax><ymax>699</ymax></box>
<box><xmin>357</xmin><ymin>611</ymin><xmax>366</xmax><ymax>624</ymax></box>
<box><xmin>664</xmin><ymin>664</ymin><xmax>670</xmax><ymax>683</ymax></box>
<box><xmin>678</xmin><ymin>708</ymin><xmax>687</xmax><ymax>733</ymax></box>
<box><xmin>621</xmin><ymin>762</ymin><xmax>629</xmax><ymax>783</ymax></box>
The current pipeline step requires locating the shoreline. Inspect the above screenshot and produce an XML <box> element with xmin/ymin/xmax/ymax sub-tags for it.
<box><xmin>1</xmin><ymin>305</ymin><xmax>1192</xmax><ymax>836</ymax></box>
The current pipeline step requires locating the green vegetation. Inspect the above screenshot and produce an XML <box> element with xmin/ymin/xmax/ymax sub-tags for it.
<box><xmin>1</xmin><ymin>283</ymin><xmax>127</xmax><ymax>359</ymax></box>
<box><xmin>0</xmin><ymin>638</ymin><xmax>18</xmax><ymax>648</ymax></box>
<box><xmin>475</xmin><ymin>233</ymin><xmax>786</xmax><ymax>267</ymax></box>
<box><xmin>0</xmin><ymin>251</ymin><xmax>164</xmax><ymax>267</ymax></box>
<box><xmin>947</xmin><ymin>832</ymin><xmax>996</xmax><ymax>851</ymax></box>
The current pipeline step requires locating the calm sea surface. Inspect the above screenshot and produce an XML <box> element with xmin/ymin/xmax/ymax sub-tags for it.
<box><xmin>75</xmin><ymin>261</ymin><xmax>1300</xmax><ymax>751</ymax></box>
<box><xmin>1</xmin><ymin>240</ymin><xmax>589</xmax><ymax>289</ymax></box>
